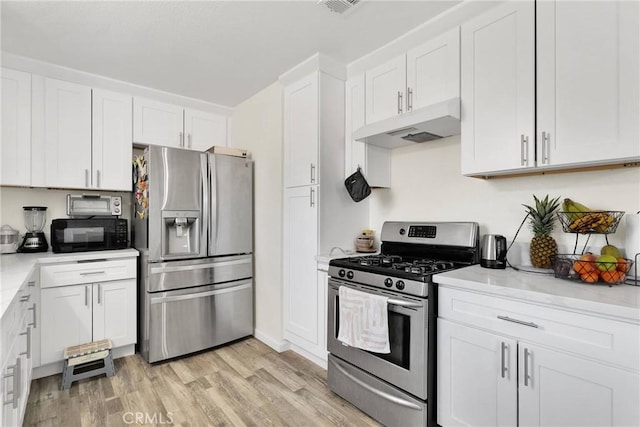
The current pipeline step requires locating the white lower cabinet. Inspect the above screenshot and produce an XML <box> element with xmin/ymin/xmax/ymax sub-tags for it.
<box><xmin>1</xmin><ymin>269</ymin><xmax>39</xmax><ymax>427</ymax></box>
<box><xmin>41</xmin><ymin>279</ymin><xmax>136</xmax><ymax>365</ymax></box>
<box><xmin>438</xmin><ymin>288</ymin><xmax>640</xmax><ymax>427</ymax></box>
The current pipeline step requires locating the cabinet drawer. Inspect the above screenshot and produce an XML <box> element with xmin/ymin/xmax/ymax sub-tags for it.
<box><xmin>40</xmin><ymin>258</ymin><xmax>136</xmax><ymax>288</ymax></box>
<box><xmin>439</xmin><ymin>287</ymin><xmax>640</xmax><ymax>372</ymax></box>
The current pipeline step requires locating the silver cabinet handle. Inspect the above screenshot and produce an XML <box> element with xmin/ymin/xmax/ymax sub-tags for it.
<box><xmin>541</xmin><ymin>131</ymin><xmax>550</xmax><ymax>164</ymax></box>
<box><xmin>310</xmin><ymin>163</ymin><xmax>316</xmax><ymax>184</ymax></box>
<box><xmin>20</xmin><ymin>294</ymin><xmax>30</xmax><ymax>302</ymax></box>
<box><xmin>28</xmin><ymin>280</ymin><xmax>35</xmax><ymax>287</ymax></box>
<box><xmin>179</xmin><ymin>131</ymin><xmax>184</xmax><ymax>147</ymax></box>
<box><xmin>397</xmin><ymin>91</ymin><xmax>403</xmax><ymax>114</ymax></box>
<box><xmin>310</xmin><ymin>187</ymin><xmax>315</xmax><ymax>208</ymax></box>
<box><xmin>497</xmin><ymin>315</ymin><xmax>539</xmax><ymax>328</ymax></box>
<box><xmin>3</xmin><ymin>359</ymin><xmax>19</xmax><ymax>408</ymax></box>
<box><xmin>80</xmin><ymin>271</ymin><xmax>105</xmax><ymax>276</ymax></box>
<box><xmin>85</xmin><ymin>169</ymin><xmax>90</xmax><ymax>187</ymax></box>
<box><xmin>19</xmin><ymin>327</ymin><xmax>31</xmax><ymax>359</ymax></box>
<box><xmin>501</xmin><ymin>342</ymin><xmax>508</xmax><ymax>378</ymax></box>
<box><xmin>28</xmin><ymin>303</ymin><xmax>36</xmax><ymax>328</ymax></box>
<box><xmin>524</xmin><ymin>347</ymin><xmax>531</xmax><ymax>387</ymax></box>
<box><xmin>188</xmin><ymin>133</ymin><xmax>192</xmax><ymax>148</ymax></box>
<box><xmin>97</xmin><ymin>284</ymin><xmax>101</xmax><ymax>305</ymax></box>
<box><xmin>85</xmin><ymin>285</ymin><xmax>89</xmax><ymax>307</ymax></box>
<box><xmin>407</xmin><ymin>88</ymin><xmax>413</xmax><ymax>111</ymax></box>
<box><xmin>96</xmin><ymin>169</ymin><xmax>101</xmax><ymax>188</ymax></box>
<box><xmin>520</xmin><ymin>135</ymin><xmax>529</xmax><ymax>166</ymax></box>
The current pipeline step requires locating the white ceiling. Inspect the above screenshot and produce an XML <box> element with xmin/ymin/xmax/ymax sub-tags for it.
<box><xmin>1</xmin><ymin>1</ymin><xmax>460</xmax><ymax>107</ymax></box>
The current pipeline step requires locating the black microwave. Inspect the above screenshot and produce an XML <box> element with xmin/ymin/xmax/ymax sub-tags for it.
<box><xmin>51</xmin><ymin>218</ymin><xmax>128</xmax><ymax>253</ymax></box>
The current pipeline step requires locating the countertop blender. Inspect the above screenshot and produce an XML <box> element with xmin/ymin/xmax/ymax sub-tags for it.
<box><xmin>18</xmin><ymin>206</ymin><xmax>49</xmax><ymax>253</ymax></box>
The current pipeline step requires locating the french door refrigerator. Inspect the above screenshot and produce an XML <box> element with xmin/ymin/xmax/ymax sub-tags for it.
<box><xmin>133</xmin><ymin>146</ymin><xmax>253</xmax><ymax>363</ymax></box>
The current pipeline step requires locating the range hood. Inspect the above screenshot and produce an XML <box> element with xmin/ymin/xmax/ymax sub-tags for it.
<box><xmin>353</xmin><ymin>97</ymin><xmax>461</xmax><ymax>149</ymax></box>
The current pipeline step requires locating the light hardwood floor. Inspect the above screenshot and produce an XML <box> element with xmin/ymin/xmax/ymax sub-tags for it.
<box><xmin>24</xmin><ymin>338</ymin><xmax>382</xmax><ymax>427</ymax></box>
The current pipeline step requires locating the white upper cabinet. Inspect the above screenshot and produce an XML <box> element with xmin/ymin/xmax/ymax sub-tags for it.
<box><xmin>364</xmin><ymin>27</ymin><xmax>461</xmax><ymax>126</ymax></box>
<box><xmin>345</xmin><ymin>74</ymin><xmax>390</xmax><ymax>187</ymax></box>
<box><xmin>1</xmin><ymin>68</ymin><xmax>31</xmax><ymax>187</ymax></box>
<box><xmin>407</xmin><ymin>28</ymin><xmax>460</xmax><ymax>111</ymax></box>
<box><xmin>536</xmin><ymin>0</ymin><xmax>640</xmax><ymax>167</ymax></box>
<box><xmin>184</xmin><ymin>108</ymin><xmax>228</xmax><ymax>151</ymax></box>
<box><xmin>461</xmin><ymin>1</ymin><xmax>535</xmax><ymax>176</ymax></box>
<box><xmin>133</xmin><ymin>98</ymin><xmax>229</xmax><ymax>150</ymax></box>
<box><xmin>133</xmin><ymin>98</ymin><xmax>184</xmax><ymax>147</ymax></box>
<box><xmin>92</xmin><ymin>89</ymin><xmax>133</xmax><ymax>191</ymax></box>
<box><xmin>365</xmin><ymin>55</ymin><xmax>406</xmax><ymax>124</ymax></box>
<box><xmin>461</xmin><ymin>0</ymin><xmax>639</xmax><ymax>177</ymax></box>
<box><xmin>44</xmin><ymin>78</ymin><xmax>92</xmax><ymax>189</ymax></box>
<box><xmin>284</xmin><ymin>72</ymin><xmax>319</xmax><ymax>188</ymax></box>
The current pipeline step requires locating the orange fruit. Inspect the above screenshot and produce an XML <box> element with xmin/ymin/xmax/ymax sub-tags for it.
<box><xmin>574</xmin><ymin>260</ymin><xmax>596</xmax><ymax>275</ymax></box>
<box><xmin>580</xmin><ymin>270</ymin><xmax>600</xmax><ymax>283</ymax></box>
<box><xmin>616</xmin><ymin>258</ymin><xmax>629</xmax><ymax>273</ymax></box>
<box><xmin>601</xmin><ymin>270</ymin><xmax>622</xmax><ymax>284</ymax></box>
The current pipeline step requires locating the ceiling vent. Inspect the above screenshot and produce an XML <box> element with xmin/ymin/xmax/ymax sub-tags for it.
<box><xmin>319</xmin><ymin>0</ymin><xmax>361</xmax><ymax>14</ymax></box>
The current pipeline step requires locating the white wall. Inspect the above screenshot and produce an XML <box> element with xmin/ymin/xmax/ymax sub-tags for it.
<box><xmin>230</xmin><ymin>82</ymin><xmax>285</xmax><ymax>349</ymax></box>
<box><xmin>368</xmin><ymin>135</ymin><xmax>640</xmax><ymax>261</ymax></box>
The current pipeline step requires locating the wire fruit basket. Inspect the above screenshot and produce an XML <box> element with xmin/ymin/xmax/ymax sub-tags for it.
<box><xmin>556</xmin><ymin>211</ymin><xmax>624</xmax><ymax>234</ymax></box>
<box><xmin>553</xmin><ymin>254</ymin><xmax>634</xmax><ymax>285</ymax></box>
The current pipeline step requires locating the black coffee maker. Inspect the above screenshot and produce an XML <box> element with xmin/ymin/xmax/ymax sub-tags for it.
<box><xmin>18</xmin><ymin>206</ymin><xmax>49</xmax><ymax>253</ymax></box>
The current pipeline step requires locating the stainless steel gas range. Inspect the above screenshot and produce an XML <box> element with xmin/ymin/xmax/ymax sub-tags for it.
<box><xmin>327</xmin><ymin>221</ymin><xmax>480</xmax><ymax>427</ymax></box>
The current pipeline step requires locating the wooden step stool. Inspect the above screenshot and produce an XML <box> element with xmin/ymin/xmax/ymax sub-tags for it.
<box><xmin>61</xmin><ymin>339</ymin><xmax>115</xmax><ymax>390</ymax></box>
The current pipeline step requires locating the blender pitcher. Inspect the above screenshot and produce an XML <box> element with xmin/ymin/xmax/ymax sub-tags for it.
<box><xmin>18</xmin><ymin>206</ymin><xmax>49</xmax><ymax>252</ymax></box>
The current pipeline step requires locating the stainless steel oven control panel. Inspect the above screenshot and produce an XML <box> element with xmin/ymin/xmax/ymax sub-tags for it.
<box><xmin>67</xmin><ymin>194</ymin><xmax>122</xmax><ymax>217</ymax></box>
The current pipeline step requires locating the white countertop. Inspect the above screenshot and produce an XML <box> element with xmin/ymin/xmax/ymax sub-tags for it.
<box><xmin>433</xmin><ymin>265</ymin><xmax>640</xmax><ymax>322</ymax></box>
<box><xmin>0</xmin><ymin>249</ymin><xmax>139</xmax><ymax>319</ymax></box>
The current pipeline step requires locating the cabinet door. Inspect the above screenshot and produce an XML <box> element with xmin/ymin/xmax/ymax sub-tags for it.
<box><xmin>1</xmin><ymin>68</ymin><xmax>31</xmax><ymax>186</ymax></box>
<box><xmin>184</xmin><ymin>109</ymin><xmax>227</xmax><ymax>151</ymax></box>
<box><xmin>92</xmin><ymin>279</ymin><xmax>136</xmax><ymax>348</ymax></box>
<box><xmin>40</xmin><ymin>285</ymin><xmax>92</xmax><ymax>365</ymax></box>
<box><xmin>44</xmin><ymin>78</ymin><xmax>92</xmax><ymax>188</ymax></box>
<box><xmin>437</xmin><ymin>319</ymin><xmax>517</xmax><ymax>427</ymax></box>
<box><xmin>365</xmin><ymin>55</ymin><xmax>406</xmax><ymax>124</ymax></box>
<box><xmin>283</xmin><ymin>186</ymin><xmax>319</xmax><ymax>343</ymax></box>
<box><xmin>283</xmin><ymin>73</ymin><xmax>319</xmax><ymax>187</ymax></box>
<box><xmin>92</xmin><ymin>89</ymin><xmax>133</xmax><ymax>191</ymax></box>
<box><xmin>345</xmin><ymin>75</ymin><xmax>391</xmax><ymax>188</ymax></box>
<box><xmin>537</xmin><ymin>1</ymin><xmax>640</xmax><ymax>166</ymax></box>
<box><xmin>406</xmin><ymin>27</ymin><xmax>460</xmax><ymax>111</ymax></box>
<box><xmin>132</xmin><ymin>97</ymin><xmax>184</xmax><ymax>147</ymax></box>
<box><xmin>460</xmin><ymin>1</ymin><xmax>535</xmax><ymax>176</ymax></box>
<box><xmin>519</xmin><ymin>343</ymin><xmax>640</xmax><ymax>427</ymax></box>
<box><xmin>1</xmin><ymin>342</ymin><xmax>18</xmax><ymax>427</ymax></box>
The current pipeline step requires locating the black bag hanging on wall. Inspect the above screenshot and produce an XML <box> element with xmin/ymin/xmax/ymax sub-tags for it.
<box><xmin>344</xmin><ymin>167</ymin><xmax>371</xmax><ymax>202</ymax></box>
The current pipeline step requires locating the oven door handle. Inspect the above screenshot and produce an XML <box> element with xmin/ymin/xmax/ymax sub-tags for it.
<box><xmin>331</xmin><ymin>356</ymin><xmax>423</xmax><ymax>411</ymax></box>
<box><xmin>387</xmin><ymin>298</ymin><xmax>423</xmax><ymax>309</ymax></box>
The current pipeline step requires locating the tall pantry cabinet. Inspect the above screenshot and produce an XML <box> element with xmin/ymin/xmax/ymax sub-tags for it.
<box><xmin>280</xmin><ymin>55</ymin><xmax>368</xmax><ymax>364</ymax></box>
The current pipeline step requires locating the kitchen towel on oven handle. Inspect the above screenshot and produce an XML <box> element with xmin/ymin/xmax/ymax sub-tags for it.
<box><xmin>337</xmin><ymin>286</ymin><xmax>390</xmax><ymax>353</ymax></box>
<box><xmin>344</xmin><ymin>167</ymin><xmax>371</xmax><ymax>202</ymax></box>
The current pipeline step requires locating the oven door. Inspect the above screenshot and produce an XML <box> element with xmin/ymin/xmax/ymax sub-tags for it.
<box><xmin>327</xmin><ymin>278</ymin><xmax>428</xmax><ymax>400</ymax></box>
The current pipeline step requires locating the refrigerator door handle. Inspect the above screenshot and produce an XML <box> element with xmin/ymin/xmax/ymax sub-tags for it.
<box><xmin>201</xmin><ymin>153</ymin><xmax>209</xmax><ymax>258</ymax></box>
<box><xmin>209</xmin><ymin>155</ymin><xmax>218</xmax><ymax>256</ymax></box>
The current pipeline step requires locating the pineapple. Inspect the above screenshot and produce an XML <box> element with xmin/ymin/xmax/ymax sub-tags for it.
<box><xmin>523</xmin><ymin>195</ymin><xmax>561</xmax><ymax>269</ymax></box>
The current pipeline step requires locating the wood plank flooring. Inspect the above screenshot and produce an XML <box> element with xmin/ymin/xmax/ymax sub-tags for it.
<box><xmin>24</xmin><ymin>338</ymin><xmax>382</xmax><ymax>427</ymax></box>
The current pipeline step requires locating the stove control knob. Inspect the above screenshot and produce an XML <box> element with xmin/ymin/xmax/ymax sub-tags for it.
<box><xmin>384</xmin><ymin>278</ymin><xmax>393</xmax><ymax>288</ymax></box>
<box><xmin>346</xmin><ymin>271</ymin><xmax>354</xmax><ymax>280</ymax></box>
<box><xmin>396</xmin><ymin>280</ymin><xmax>405</xmax><ymax>290</ymax></box>
<box><xmin>399</xmin><ymin>228</ymin><xmax>406</xmax><ymax>235</ymax></box>
<box><xmin>339</xmin><ymin>269</ymin><xmax>346</xmax><ymax>278</ymax></box>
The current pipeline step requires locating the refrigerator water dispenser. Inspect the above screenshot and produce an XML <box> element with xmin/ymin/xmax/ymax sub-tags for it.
<box><xmin>162</xmin><ymin>211</ymin><xmax>200</xmax><ymax>257</ymax></box>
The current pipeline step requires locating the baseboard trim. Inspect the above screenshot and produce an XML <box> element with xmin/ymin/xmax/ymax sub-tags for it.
<box><xmin>287</xmin><ymin>343</ymin><xmax>328</xmax><ymax>370</ymax></box>
<box><xmin>253</xmin><ymin>329</ymin><xmax>290</xmax><ymax>353</ymax></box>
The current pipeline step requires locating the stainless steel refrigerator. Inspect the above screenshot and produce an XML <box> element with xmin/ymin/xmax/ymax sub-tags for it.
<box><xmin>133</xmin><ymin>145</ymin><xmax>253</xmax><ymax>363</ymax></box>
